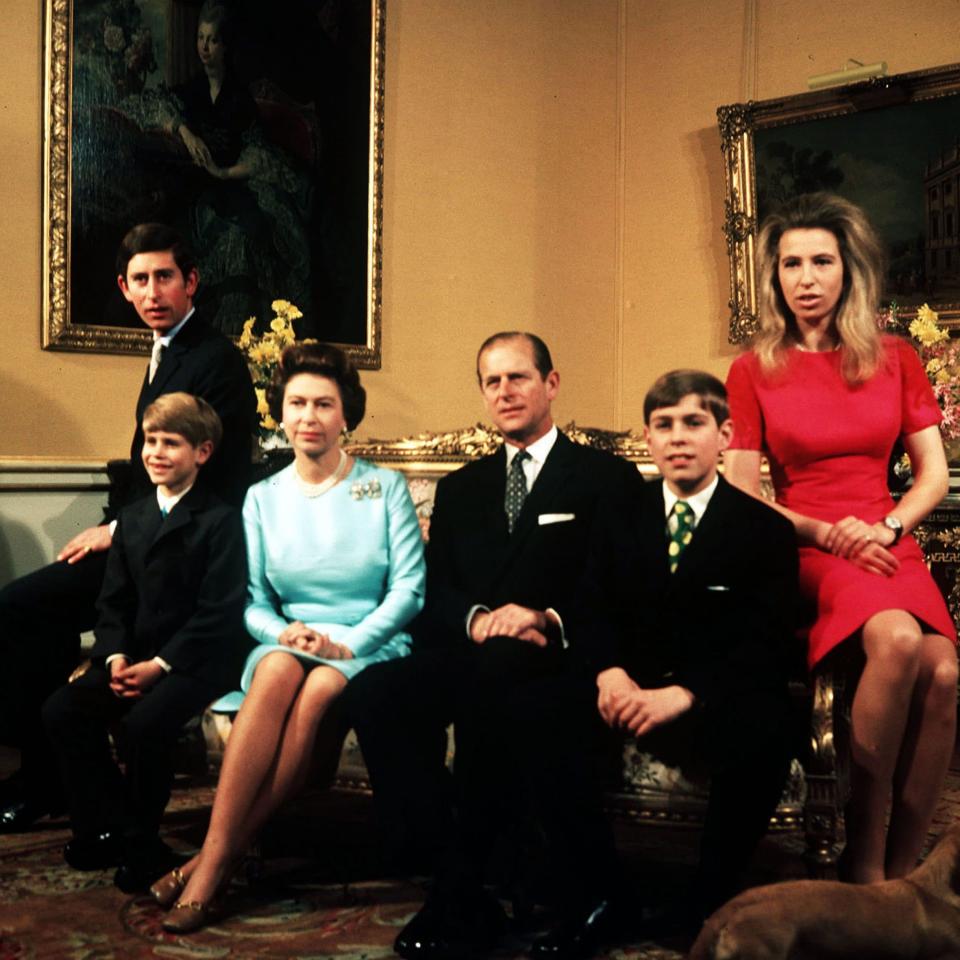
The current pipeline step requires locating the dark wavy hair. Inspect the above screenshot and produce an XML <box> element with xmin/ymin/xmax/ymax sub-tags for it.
<box><xmin>476</xmin><ymin>332</ymin><xmax>554</xmax><ymax>382</ymax></box>
<box><xmin>116</xmin><ymin>223</ymin><xmax>197</xmax><ymax>281</ymax></box>
<box><xmin>643</xmin><ymin>369</ymin><xmax>729</xmax><ymax>426</ymax></box>
<box><xmin>266</xmin><ymin>342</ymin><xmax>366</xmax><ymax>430</ymax></box>
<box><xmin>197</xmin><ymin>1</ymin><xmax>238</xmax><ymax>62</ymax></box>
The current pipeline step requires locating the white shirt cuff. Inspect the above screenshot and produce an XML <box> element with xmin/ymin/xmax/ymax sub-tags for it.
<box><xmin>466</xmin><ymin>604</ymin><xmax>490</xmax><ymax>639</ymax></box>
<box><xmin>545</xmin><ymin>607</ymin><xmax>568</xmax><ymax>649</ymax></box>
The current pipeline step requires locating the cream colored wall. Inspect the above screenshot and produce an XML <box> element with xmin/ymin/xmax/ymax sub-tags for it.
<box><xmin>2</xmin><ymin>0</ymin><xmax>959</xmax><ymax>458</ymax></box>
<box><xmin>620</xmin><ymin>0</ymin><xmax>960</xmax><ymax>426</ymax></box>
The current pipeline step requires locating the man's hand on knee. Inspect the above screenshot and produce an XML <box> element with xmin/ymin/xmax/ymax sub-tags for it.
<box><xmin>597</xmin><ymin>667</ymin><xmax>640</xmax><ymax>725</ymax></box>
<box><xmin>58</xmin><ymin>524</ymin><xmax>112</xmax><ymax>564</ymax></box>
<box><xmin>620</xmin><ymin>685</ymin><xmax>696</xmax><ymax>737</ymax></box>
<box><xmin>470</xmin><ymin>604</ymin><xmax>549</xmax><ymax>646</ymax></box>
<box><xmin>597</xmin><ymin>669</ymin><xmax>695</xmax><ymax>735</ymax></box>
<box><xmin>111</xmin><ymin>660</ymin><xmax>164</xmax><ymax>698</ymax></box>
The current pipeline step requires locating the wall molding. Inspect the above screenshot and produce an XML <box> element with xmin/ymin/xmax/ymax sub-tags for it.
<box><xmin>0</xmin><ymin>459</ymin><xmax>110</xmax><ymax>491</ymax></box>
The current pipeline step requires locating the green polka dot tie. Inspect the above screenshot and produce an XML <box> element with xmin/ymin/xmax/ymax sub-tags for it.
<box><xmin>668</xmin><ymin>500</ymin><xmax>695</xmax><ymax>573</ymax></box>
<box><xmin>505</xmin><ymin>449</ymin><xmax>530</xmax><ymax>534</ymax></box>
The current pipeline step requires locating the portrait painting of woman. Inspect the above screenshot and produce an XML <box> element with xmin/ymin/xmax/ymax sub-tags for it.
<box><xmin>60</xmin><ymin>0</ymin><xmax>379</xmax><ymax>355</ymax></box>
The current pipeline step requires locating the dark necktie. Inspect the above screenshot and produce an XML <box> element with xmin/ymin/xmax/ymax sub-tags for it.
<box><xmin>668</xmin><ymin>500</ymin><xmax>695</xmax><ymax>573</ymax></box>
<box><xmin>505</xmin><ymin>449</ymin><xmax>530</xmax><ymax>534</ymax></box>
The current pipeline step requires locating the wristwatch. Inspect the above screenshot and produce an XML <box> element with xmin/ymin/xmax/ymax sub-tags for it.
<box><xmin>883</xmin><ymin>515</ymin><xmax>904</xmax><ymax>545</ymax></box>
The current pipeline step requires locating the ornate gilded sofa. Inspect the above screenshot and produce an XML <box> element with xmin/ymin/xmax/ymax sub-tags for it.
<box><xmin>206</xmin><ymin>423</ymin><xmax>851</xmax><ymax>878</ymax></box>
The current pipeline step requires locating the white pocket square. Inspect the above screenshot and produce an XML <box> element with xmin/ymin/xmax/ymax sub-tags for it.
<box><xmin>706</xmin><ymin>584</ymin><xmax>731</xmax><ymax>592</ymax></box>
<box><xmin>538</xmin><ymin>512</ymin><xmax>575</xmax><ymax>525</ymax></box>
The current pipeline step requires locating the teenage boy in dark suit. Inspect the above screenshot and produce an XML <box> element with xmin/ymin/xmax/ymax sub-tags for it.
<box><xmin>42</xmin><ymin>393</ymin><xmax>250</xmax><ymax>892</ymax></box>
<box><xmin>521</xmin><ymin>370</ymin><xmax>799</xmax><ymax>958</ymax></box>
<box><xmin>0</xmin><ymin>223</ymin><xmax>256</xmax><ymax>831</ymax></box>
<box><xmin>346</xmin><ymin>332</ymin><xmax>641</xmax><ymax>960</ymax></box>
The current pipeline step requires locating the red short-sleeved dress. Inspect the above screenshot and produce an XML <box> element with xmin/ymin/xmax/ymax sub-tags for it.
<box><xmin>726</xmin><ymin>335</ymin><xmax>956</xmax><ymax>668</ymax></box>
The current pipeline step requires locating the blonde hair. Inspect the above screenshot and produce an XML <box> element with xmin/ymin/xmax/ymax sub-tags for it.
<box><xmin>754</xmin><ymin>192</ymin><xmax>884</xmax><ymax>383</ymax></box>
<box><xmin>142</xmin><ymin>392</ymin><xmax>222</xmax><ymax>449</ymax></box>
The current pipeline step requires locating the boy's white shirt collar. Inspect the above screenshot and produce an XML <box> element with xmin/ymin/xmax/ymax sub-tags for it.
<box><xmin>156</xmin><ymin>482</ymin><xmax>194</xmax><ymax>515</ymax></box>
<box><xmin>662</xmin><ymin>474</ymin><xmax>719</xmax><ymax>526</ymax></box>
<box><xmin>154</xmin><ymin>306</ymin><xmax>194</xmax><ymax>346</ymax></box>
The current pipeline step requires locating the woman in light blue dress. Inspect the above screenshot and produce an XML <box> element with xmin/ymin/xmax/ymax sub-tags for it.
<box><xmin>153</xmin><ymin>343</ymin><xmax>425</xmax><ymax>932</ymax></box>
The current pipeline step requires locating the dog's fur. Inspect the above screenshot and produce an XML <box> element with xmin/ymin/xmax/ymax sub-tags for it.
<box><xmin>688</xmin><ymin>823</ymin><xmax>960</xmax><ymax>960</ymax></box>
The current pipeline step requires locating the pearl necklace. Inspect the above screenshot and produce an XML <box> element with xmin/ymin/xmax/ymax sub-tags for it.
<box><xmin>294</xmin><ymin>448</ymin><xmax>349</xmax><ymax>498</ymax></box>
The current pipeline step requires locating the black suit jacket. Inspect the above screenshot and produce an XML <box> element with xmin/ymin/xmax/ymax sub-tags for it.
<box><xmin>90</xmin><ymin>485</ymin><xmax>252</xmax><ymax>690</ymax></box>
<box><xmin>114</xmin><ymin>312</ymin><xmax>257</xmax><ymax>516</ymax></box>
<box><xmin>584</xmin><ymin>475</ymin><xmax>799</xmax><ymax>715</ymax></box>
<box><xmin>415</xmin><ymin>431</ymin><xmax>642</xmax><ymax>649</ymax></box>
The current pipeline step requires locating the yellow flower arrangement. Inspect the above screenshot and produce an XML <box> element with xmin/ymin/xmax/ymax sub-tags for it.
<box><xmin>886</xmin><ymin>302</ymin><xmax>960</xmax><ymax>442</ymax></box>
<box><xmin>909</xmin><ymin>303</ymin><xmax>950</xmax><ymax>347</ymax></box>
<box><xmin>239</xmin><ymin>300</ymin><xmax>304</xmax><ymax>446</ymax></box>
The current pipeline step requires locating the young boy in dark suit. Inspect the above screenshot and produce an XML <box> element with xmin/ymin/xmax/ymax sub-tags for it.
<box><xmin>43</xmin><ymin>392</ymin><xmax>251</xmax><ymax>893</ymax></box>
<box><xmin>595</xmin><ymin>370</ymin><xmax>799</xmax><ymax>931</ymax></box>
<box><xmin>525</xmin><ymin>370</ymin><xmax>800</xmax><ymax>959</ymax></box>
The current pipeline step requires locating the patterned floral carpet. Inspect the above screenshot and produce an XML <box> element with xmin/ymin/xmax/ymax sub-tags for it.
<box><xmin>1</xmin><ymin>749</ymin><xmax>958</xmax><ymax>960</ymax></box>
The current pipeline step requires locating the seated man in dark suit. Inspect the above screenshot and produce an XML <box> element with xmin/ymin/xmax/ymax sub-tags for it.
<box><xmin>0</xmin><ymin>223</ymin><xmax>256</xmax><ymax>832</ymax></box>
<box><xmin>345</xmin><ymin>332</ymin><xmax>641</xmax><ymax>960</ymax></box>
<box><xmin>515</xmin><ymin>369</ymin><xmax>799</xmax><ymax>957</ymax></box>
<box><xmin>43</xmin><ymin>392</ymin><xmax>250</xmax><ymax>891</ymax></box>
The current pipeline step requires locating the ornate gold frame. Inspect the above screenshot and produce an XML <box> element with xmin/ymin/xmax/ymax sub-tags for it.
<box><xmin>718</xmin><ymin>61</ymin><xmax>960</xmax><ymax>344</ymax></box>
<box><xmin>348</xmin><ymin>422</ymin><xmax>657</xmax><ymax>476</ymax></box>
<box><xmin>41</xmin><ymin>0</ymin><xmax>385</xmax><ymax>368</ymax></box>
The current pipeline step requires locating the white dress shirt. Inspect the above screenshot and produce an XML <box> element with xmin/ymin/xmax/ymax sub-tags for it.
<box><xmin>503</xmin><ymin>424</ymin><xmax>558</xmax><ymax>490</ymax></box>
<box><xmin>466</xmin><ymin>425</ymin><xmax>564</xmax><ymax>642</ymax></box>
<box><xmin>662</xmin><ymin>474</ymin><xmax>719</xmax><ymax>534</ymax></box>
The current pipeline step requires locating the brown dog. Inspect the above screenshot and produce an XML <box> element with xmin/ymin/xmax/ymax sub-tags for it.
<box><xmin>688</xmin><ymin>823</ymin><xmax>960</xmax><ymax>960</ymax></box>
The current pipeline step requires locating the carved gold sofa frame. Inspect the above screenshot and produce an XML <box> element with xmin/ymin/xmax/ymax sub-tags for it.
<box><xmin>211</xmin><ymin>424</ymin><xmax>850</xmax><ymax>878</ymax></box>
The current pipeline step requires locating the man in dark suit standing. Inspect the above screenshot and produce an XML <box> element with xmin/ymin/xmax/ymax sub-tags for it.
<box><xmin>521</xmin><ymin>370</ymin><xmax>799</xmax><ymax>958</ymax></box>
<box><xmin>347</xmin><ymin>332</ymin><xmax>640</xmax><ymax>960</ymax></box>
<box><xmin>0</xmin><ymin>223</ymin><xmax>256</xmax><ymax>832</ymax></box>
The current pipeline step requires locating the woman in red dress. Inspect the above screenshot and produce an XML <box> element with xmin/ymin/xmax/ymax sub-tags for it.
<box><xmin>725</xmin><ymin>193</ymin><xmax>957</xmax><ymax>884</ymax></box>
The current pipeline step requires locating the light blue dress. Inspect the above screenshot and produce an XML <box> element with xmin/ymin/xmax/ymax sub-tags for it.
<box><xmin>212</xmin><ymin>458</ymin><xmax>425</xmax><ymax>711</ymax></box>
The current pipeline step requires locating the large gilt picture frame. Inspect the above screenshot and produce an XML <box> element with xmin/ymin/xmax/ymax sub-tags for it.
<box><xmin>43</xmin><ymin>0</ymin><xmax>384</xmax><ymax>368</ymax></box>
<box><xmin>718</xmin><ymin>61</ymin><xmax>960</xmax><ymax>344</ymax></box>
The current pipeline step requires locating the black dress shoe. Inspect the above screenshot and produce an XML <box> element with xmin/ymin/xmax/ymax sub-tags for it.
<box><xmin>113</xmin><ymin>861</ymin><xmax>163</xmax><ymax>894</ymax></box>
<box><xmin>0</xmin><ymin>772</ymin><xmax>25</xmax><ymax>807</ymax></box>
<box><xmin>395</xmin><ymin>891</ymin><xmax>507</xmax><ymax>960</ymax></box>
<box><xmin>0</xmin><ymin>800</ymin><xmax>57</xmax><ymax>834</ymax></box>
<box><xmin>63</xmin><ymin>831</ymin><xmax>124</xmax><ymax>870</ymax></box>
<box><xmin>530</xmin><ymin>898</ymin><xmax>630</xmax><ymax>960</ymax></box>
<box><xmin>394</xmin><ymin>902</ymin><xmax>452</xmax><ymax>960</ymax></box>
<box><xmin>113</xmin><ymin>838</ymin><xmax>182</xmax><ymax>894</ymax></box>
